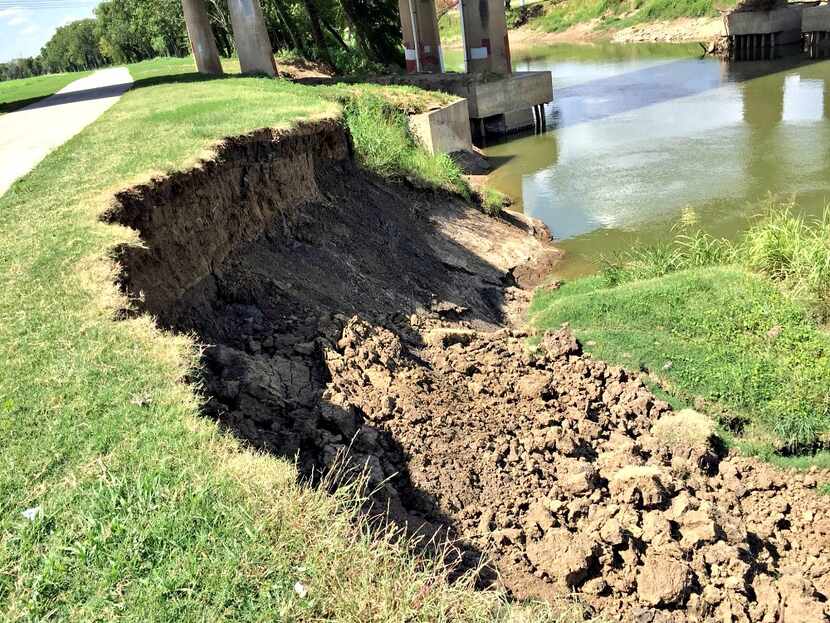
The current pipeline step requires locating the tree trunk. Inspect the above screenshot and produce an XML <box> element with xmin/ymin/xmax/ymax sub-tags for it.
<box><xmin>321</xmin><ymin>16</ymin><xmax>350</xmax><ymax>51</ymax></box>
<box><xmin>302</xmin><ymin>0</ymin><xmax>333</xmax><ymax>66</ymax></box>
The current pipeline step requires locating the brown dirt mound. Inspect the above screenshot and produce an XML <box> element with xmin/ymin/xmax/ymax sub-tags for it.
<box><xmin>324</xmin><ymin>318</ymin><xmax>830</xmax><ymax>621</ymax></box>
<box><xmin>109</xmin><ymin>121</ymin><xmax>830</xmax><ymax>622</ymax></box>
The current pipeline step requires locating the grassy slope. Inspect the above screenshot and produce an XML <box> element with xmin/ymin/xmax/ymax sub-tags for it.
<box><xmin>523</xmin><ymin>0</ymin><xmax>737</xmax><ymax>33</ymax></box>
<box><xmin>0</xmin><ymin>71</ymin><xmax>92</xmax><ymax>114</ymax></box>
<box><xmin>0</xmin><ymin>57</ymin><xmax>557</xmax><ymax>621</ymax></box>
<box><xmin>530</xmin><ymin>266</ymin><xmax>830</xmax><ymax>457</ymax></box>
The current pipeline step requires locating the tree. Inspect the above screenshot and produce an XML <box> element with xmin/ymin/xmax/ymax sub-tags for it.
<box><xmin>40</xmin><ymin>19</ymin><xmax>107</xmax><ymax>73</ymax></box>
<box><xmin>0</xmin><ymin>57</ymin><xmax>44</xmax><ymax>81</ymax></box>
<box><xmin>338</xmin><ymin>0</ymin><xmax>403</xmax><ymax>65</ymax></box>
<box><xmin>96</xmin><ymin>0</ymin><xmax>188</xmax><ymax>64</ymax></box>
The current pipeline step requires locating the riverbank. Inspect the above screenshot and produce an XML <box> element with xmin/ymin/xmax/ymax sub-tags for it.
<box><xmin>438</xmin><ymin>0</ymin><xmax>730</xmax><ymax>48</ymax></box>
<box><xmin>508</xmin><ymin>15</ymin><xmax>724</xmax><ymax>46</ymax></box>
<box><xmin>0</xmin><ymin>56</ymin><xmax>565</xmax><ymax>621</ymax></box>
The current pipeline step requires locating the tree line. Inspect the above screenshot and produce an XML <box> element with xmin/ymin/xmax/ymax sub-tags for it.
<box><xmin>1</xmin><ymin>0</ymin><xmax>403</xmax><ymax>81</ymax></box>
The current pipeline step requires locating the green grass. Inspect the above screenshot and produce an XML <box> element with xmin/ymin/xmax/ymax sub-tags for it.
<box><xmin>0</xmin><ymin>71</ymin><xmax>91</xmax><ymax>114</ymax></box>
<box><xmin>343</xmin><ymin>95</ymin><xmax>466</xmax><ymax>193</ymax></box>
<box><xmin>530</xmin><ymin>0</ymin><xmax>737</xmax><ymax>33</ymax></box>
<box><xmin>478</xmin><ymin>186</ymin><xmax>508</xmax><ymax>216</ymax></box>
<box><xmin>531</xmin><ymin>266</ymin><xmax>830</xmax><ymax>453</ymax></box>
<box><xmin>439</xmin><ymin>11</ymin><xmax>463</xmax><ymax>47</ymax></box>
<box><xmin>531</xmin><ymin>203</ymin><xmax>830</xmax><ymax>457</ymax></box>
<box><xmin>0</xmin><ymin>58</ymin><xmax>561</xmax><ymax>621</ymax></box>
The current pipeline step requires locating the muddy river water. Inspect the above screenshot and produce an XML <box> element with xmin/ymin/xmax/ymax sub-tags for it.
<box><xmin>459</xmin><ymin>43</ymin><xmax>830</xmax><ymax>278</ymax></box>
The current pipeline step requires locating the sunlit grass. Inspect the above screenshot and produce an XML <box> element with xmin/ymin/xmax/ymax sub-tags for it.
<box><xmin>0</xmin><ymin>70</ymin><xmax>91</xmax><ymax>114</ymax></box>
<box><xmin>0</xmin><ymin>60</ymin><xmax>547</xmax><ymax>620</ymax></box>
<box><xmin>531</xmin><ymin>200</ymin><xmax>830</xmax><ymax>458</ymax></box>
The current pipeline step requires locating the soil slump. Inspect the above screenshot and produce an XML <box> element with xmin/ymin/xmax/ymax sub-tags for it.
<box><xmin>109</xmin><ymin>121</ymin><xmax>830</xmax><ymax>622</ymax></box>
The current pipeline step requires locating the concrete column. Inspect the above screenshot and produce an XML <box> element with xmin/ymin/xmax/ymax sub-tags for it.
<box><xmin>398</xmin><ymin>0</ymin><xmax>442</xmax><ymax>73</ymax></box>
<box><xmin>228</xmin><ymin>0</ymin><xmax>277</xmax><ymax>76</ymax></box>
<box><xmin>182</xmin><ymin>0</ymin><xmax>223</xmax><ymax>75</ymax></box>
<box><xmin>460</xmin><ymin>0</ymin><xmax>511</xmax><ymax>75</ymax></box>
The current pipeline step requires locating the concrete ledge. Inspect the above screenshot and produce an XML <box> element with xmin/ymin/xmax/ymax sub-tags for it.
<box><xmin>467</xmin><ymin>72</ymin><xmax>553</xmax><ymax>119</ymax></box>
<box><xmin>408</xmin><ymin>98</ymin><xmax>473</xmax><ymax>155</ymax></box>
<box><xmin>364</xmin><ymin>71</ymin><xmax>553</xmax><ymax>137</ymax></box>
<box><xmin>803</xmin><ymin>4</ymin><xmax>830</xmax><ymax>32</ymax></box>
<box><xmin>726</xmin><ymin>5</ymin><xmax>803</xmax><ymax>41</ymax></box>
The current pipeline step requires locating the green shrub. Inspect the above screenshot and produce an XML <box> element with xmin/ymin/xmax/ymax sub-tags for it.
<box><xmin>479</xmin><ymin>186</ymin><xmax>508</xmax><ymax>216</ymax></box>
<box><xmin>342</xmin><ymin>95</ymin><xmax>468</xmax><ymax>195</ymax></box>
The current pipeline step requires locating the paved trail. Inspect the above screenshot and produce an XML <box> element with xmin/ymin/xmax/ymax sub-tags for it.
<box><xmin>0</xmin><ymin>67</ymin><xmax>133</xmax><ymax>197</ymax></box>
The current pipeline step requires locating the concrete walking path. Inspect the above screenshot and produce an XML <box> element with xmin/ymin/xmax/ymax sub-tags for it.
<box><xmin>0</xmin><ymin>67</ymin><xmax>134</xmax><ymax>197</ymax></box>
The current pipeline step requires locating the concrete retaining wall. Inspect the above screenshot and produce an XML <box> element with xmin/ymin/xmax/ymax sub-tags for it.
<box><xmin>408</xmin><ymin>99</ymin><xmax>473</xmax><ymax>155</ymax></box>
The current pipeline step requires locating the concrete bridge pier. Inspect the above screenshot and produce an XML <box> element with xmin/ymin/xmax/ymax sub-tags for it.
<box><xmin>182</xmin><ymin>0</ymin><xmax>223</xmax><ymax>75</ymax></box>
<box><xmin>398</xmin><ymin>0</ymin><xmax>442</xmax><ymax>73</ymax></box>
<box><xmin>459</xmin><ymin>0</ymin><xmax>512</xmax><ymax>75</ymax></box>
<box><xmin>227</xmin><ymin>0</ymin><xmax>278</xmax><ymax>76</ymax></box>
<box><xmin>803</xmin><ymin>4</ymin><xmax>830</xmax><ymax>58</ymax></box>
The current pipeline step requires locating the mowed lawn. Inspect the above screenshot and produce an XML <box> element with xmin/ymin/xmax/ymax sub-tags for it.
<box><xmin>0</xmin><ymin>58</ymin><xmax>553</xmax><ymax>621</ymax></box>
<box><xmin>0</xmin><ymin>71</ymin><xmax>91</xmax><ymax>114</ymax></box>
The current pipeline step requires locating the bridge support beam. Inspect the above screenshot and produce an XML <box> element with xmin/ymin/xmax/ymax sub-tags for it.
<box><xmin>228</xmin><ymin>0</ymin><xmax>278</xmax><ymax>76</ymax></box>
<box><xmin>398</xmin><ymin>0</ymin><xmax>442</xmax><ymax>73</ymax></box>
<box><xmin>182</xmin><ymin>0</ymin><xmax>223</xmax><ymax>75</ymax></box>
<box><xmin>460</xmin><ymin>0</ymin><xmax>511</xmax><ymax>75</ymax></box>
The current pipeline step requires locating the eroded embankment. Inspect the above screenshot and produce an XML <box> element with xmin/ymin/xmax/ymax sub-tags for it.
<box><xmin>107</xmin><ymin>121</ymin><xmax>830</xmax><ymax>622</ymax></box>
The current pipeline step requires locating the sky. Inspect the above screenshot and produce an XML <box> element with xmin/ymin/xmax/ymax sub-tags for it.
<box><xmin>0</xmin><ymin>0</ymin><xmax>99</xmax><ymax>63</ymax></box>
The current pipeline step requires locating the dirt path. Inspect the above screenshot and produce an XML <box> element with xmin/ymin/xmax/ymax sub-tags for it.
<box><xmin>0</xmin><ymin>67</ymin><xmax>133</xmax><ymax>197</ymax></box>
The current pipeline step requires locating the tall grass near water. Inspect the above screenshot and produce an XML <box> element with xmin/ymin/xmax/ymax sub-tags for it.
<box><xmin>601</xmin><ymin>198</ymin><xmax>830</xmax><ymax>321</ymax></box>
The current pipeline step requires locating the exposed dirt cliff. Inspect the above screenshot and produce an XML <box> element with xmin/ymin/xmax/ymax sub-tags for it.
<box><xmin>107</xmin><ymin>120</ymin><xmax>830</xmax><ymax>622</ymax></box>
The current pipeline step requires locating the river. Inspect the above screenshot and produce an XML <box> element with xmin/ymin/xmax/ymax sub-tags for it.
<box><xmin>450</xmin><ymin>43</ymin><xmax>830</xmax><ymax>278</ymax></box>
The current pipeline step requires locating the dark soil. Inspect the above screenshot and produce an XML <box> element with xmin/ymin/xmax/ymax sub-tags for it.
<box><xmin>108</xmin><ymin>121</ymin><xmax>830</xmax><ymax>622</ymax></box>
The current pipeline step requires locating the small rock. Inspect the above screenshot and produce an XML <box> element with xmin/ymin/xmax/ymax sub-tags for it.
<box><xmin>637</xmin><ymin>554</ymin><xmax>692</xmax><ymax>607</ymax></box>
<box><xmin>540</xmin><ymin>326</ymin><xmax>580</xmax><ymax>359</ymax></box>
<box><xmin>680</xmin><ymin>509</ymin><xmax>720</xmax><ymax>548</ymax></box>
<box><xmin>293</xmin><ymin>581</ymin><xmax>308</xmax><ymax>598</ymax></box>
<box><xmin>515</xmin><ymin>372</ymin><xmax>552</xmax><ymax>399</ymax></box>
<box><xmin>424</xmin><ymin>328</ymin><xmax>477</xmax><ymax>348</ymax></box>
<box><xmin>526</xmin><ymin>528</ymin><xmax>599</xmax><ymax>588</ymax></box>
<box><xmin>609</xmin><ymin>465</ymin><xmax>673</xmax><ymax>509</ymax></box>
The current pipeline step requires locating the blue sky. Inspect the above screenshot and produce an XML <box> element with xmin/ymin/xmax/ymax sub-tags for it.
<box><xmin>0</xmin><ymin>1</ymin><xmax>99</xmax><ymax>62</ymax></box>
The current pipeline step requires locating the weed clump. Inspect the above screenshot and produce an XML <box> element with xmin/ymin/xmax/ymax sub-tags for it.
<box><xmin>341</xmin><ymin>95</ymin><xmax>467</xmax><ymax>195</ymax></box>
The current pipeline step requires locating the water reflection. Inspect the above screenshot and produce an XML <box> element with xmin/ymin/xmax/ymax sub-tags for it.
<box><xmin>482</xmin><ymin>43</ymin><xmax>830</xmax><ymax>277</ymax></box>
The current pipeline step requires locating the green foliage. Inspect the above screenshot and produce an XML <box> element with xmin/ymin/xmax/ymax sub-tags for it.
<box><xmin>600</xmin><ymin>199</ymin><xmax>830</xmax><ymax>320</ymax></box>
<box><xmin>40</xmin><ymin>19</ymin><xmax>108</xmax><ymax>73</ymax></box>
<box><xmin>0</xmin><ymin>57</ymin><xmax>44</xmax><ymax>82</ymax></box>
<box><xmin>19</xmin><ymin>0</ymin><xmax>404</xmax><ymax>79</ymax></box>
<box><xmin>740</xmin><ymin>199</ymin><xmax>830</xmax><ymax>320</ymax></box>
<box><xmin>95</xmin><ymin>0</ymin><xmax>188</xmax><ymax>63</ymax></box>
<box><xmin>530</xmin><ymin>266</ymin><xmax>830</xmax><ymax>452</ymax></box>
<box><xmin>342</xmin><ymin>94</ymin><xmax>467</xmax><ymax>194</ymax></box>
